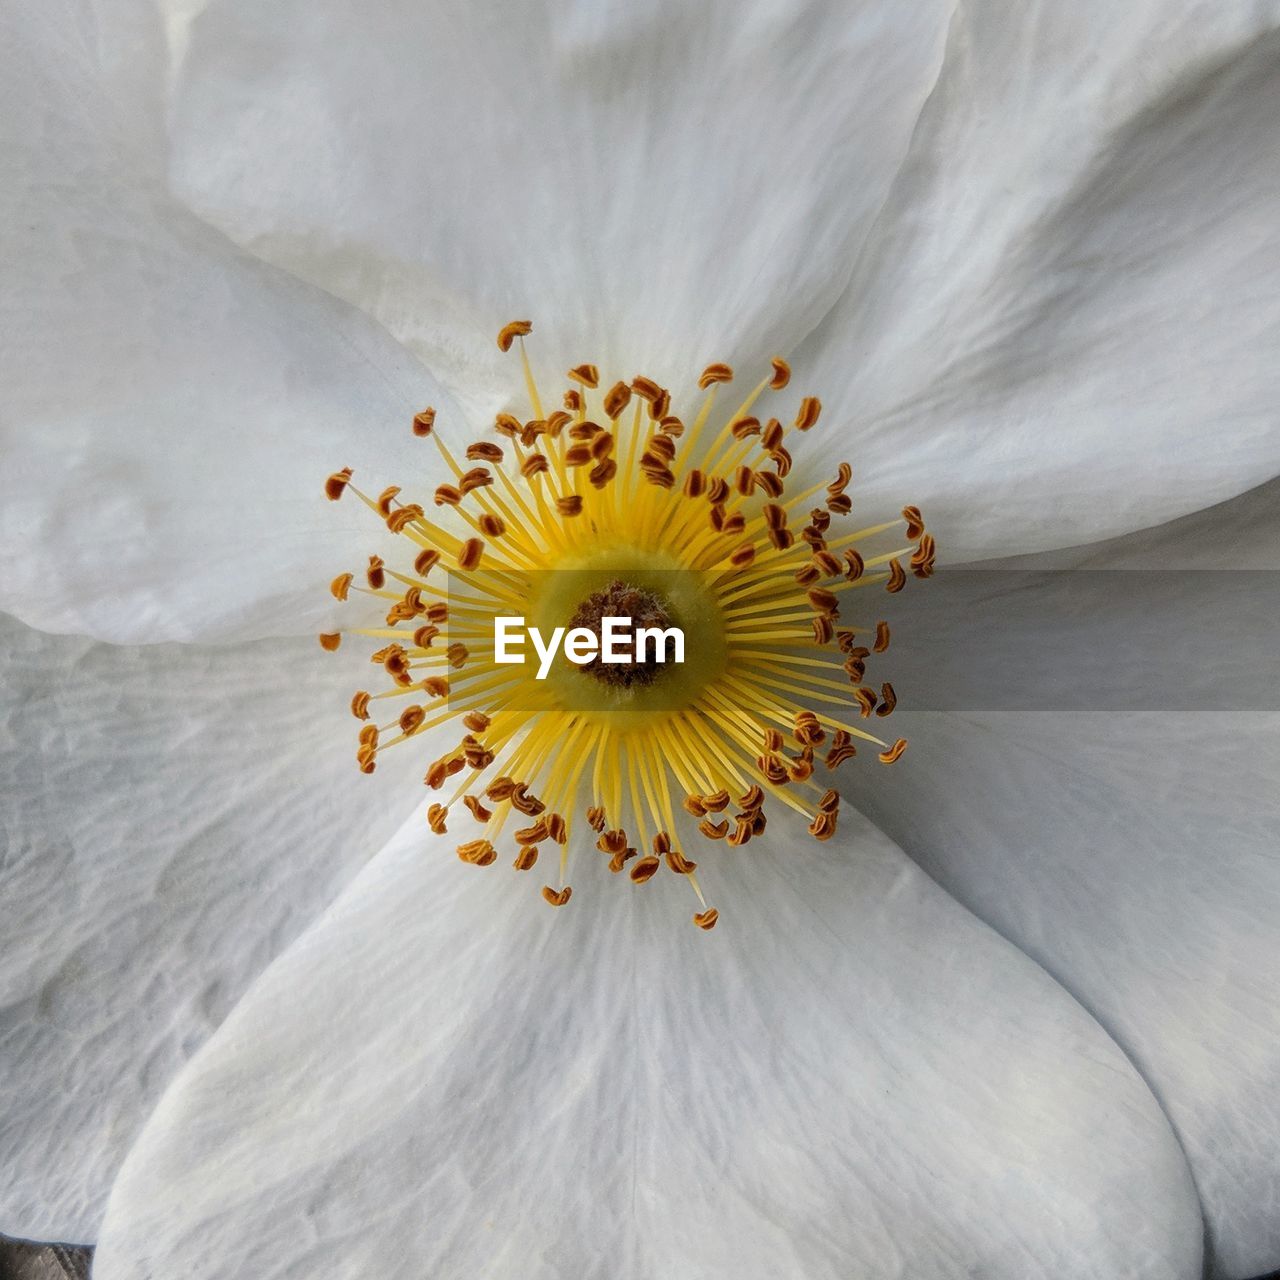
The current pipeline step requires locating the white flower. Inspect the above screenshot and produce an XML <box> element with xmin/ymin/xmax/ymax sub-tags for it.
<box><xmin>2</xmin><ymin>2</ymin><xmax>1279</xmax><ymax>1279</ymax></box>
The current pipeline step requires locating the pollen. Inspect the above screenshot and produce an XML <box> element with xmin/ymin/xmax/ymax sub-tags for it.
<box><xmin>322</xmin><ymin>321</ymin><xmax>933</xmax><ymax>928</ymax></box>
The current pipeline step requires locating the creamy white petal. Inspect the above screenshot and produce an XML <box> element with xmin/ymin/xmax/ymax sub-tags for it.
<box><xmin>160</xmin><ymin>0</ymin><xmax>952</xmax><ymax>397</ymax></box>
<box><xmin>95</xmin><ymin>806</ymin><xmax>1199</xmax><ymax>1279</ymax></box>
<box><xmin>1</xmin><ymin>0</ymin><xmax>452</xmax><ymax>644</ymax></box>
<box><xmin>0</xmin><ymin>613</ymin><xmax>428</xmax><ymax>1240</ymax></box>
<box><xmin>840</xmin><ymin>484</ymin><xmax>1280</xmax><ymax>1277</ymax></box>
<box><xmin>798</xmin><ymin>6</ymin><xmax>1280</xmax><ymax>560</ymax></box>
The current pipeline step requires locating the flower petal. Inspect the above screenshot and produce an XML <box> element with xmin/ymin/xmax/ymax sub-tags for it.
<box><xmin>160</xmin><ymin>0</ymin><xmax>953</xmax><ymax>391</ymax></box>
<box><xmin>0</xmin><ymin>613</ymin><xmax>427</xmax><ymax>1240</ymax></box>
<box><xmin>840</xmin><ymin>484</ymin><xmax>1280</xmax><ymax>1277</ymax></box>
<box><xmin>798</xmin><ymin>9</ymin><xmax>1280</xmax><ymax>560</ymax></box>
<box><xmin>1</xmin><ymin>0</ymin><xmax>451</xmax><ymax>644</ymax></box>
<box><xmin>95</xmin><ymin>807</ymin><xmax>1199</xmax><ymax>1279</ymax></box>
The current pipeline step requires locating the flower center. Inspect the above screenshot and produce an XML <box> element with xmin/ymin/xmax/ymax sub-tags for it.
<box><xmin>567</xmin><ymin>579</ymin><xmax>675</xmax><ymax>688</ymax></box>
<box><xmin>320</xmin><ymin>321</ymin><xmax>933</xmax><ymax>929</ymax></box>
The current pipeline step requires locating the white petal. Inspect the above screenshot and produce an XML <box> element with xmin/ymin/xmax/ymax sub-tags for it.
<box><xmin>798</xmin><ymin>7</ymin><xmax>1280</xmax><ymax>560</ymax></box>
<box><xmin>161</xmin><ymin>0</ymin><xmax>953</xmax><ymax>392</ymax></box>
<box><xmin>0</xmin><ymin>613</ymin><xmax>427</xmax><ymax>1240</ymax></box>
<box><xmin>1</xmin><ymin>1</ymin><xmax>451</xmax><ymax>644</ymax></box>
<box><xmin>95</xmin><ymin>807</ymin><xmax>1199</xmax><ymax>1279</ymax></box>
<box><xmin>840</xmin><ymin>484</ymin><xmax>1280</xmax><ymax>1277</ymax></box>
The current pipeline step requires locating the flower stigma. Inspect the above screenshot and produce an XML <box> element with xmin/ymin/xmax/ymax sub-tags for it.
<box><xmin>322</xmin><ymin>321</ymin><xmax>934</xmax><ymax>929</ymax></box>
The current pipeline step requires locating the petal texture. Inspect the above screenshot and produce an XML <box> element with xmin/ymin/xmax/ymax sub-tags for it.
<box><xmin>0</xmin><ymin>613</ymin><xmax>424</xmax><ymax>1240</ymax></box>
<box><xmin>161</xmin><ymin>0</ymin><xmax>953</xmax><ymax>396</ymax></box>
<box><xmin>95</xmin><ymin>807</ymin><xmax>1199</xmax><ymax>1279</ymax></box>
<box><xmin>840</xmin><ymin>484</ymin><xmax>1280</xmax><ymax>1277</ymax></box>
<box><xmin>799</xmin><ymin>6</ymin><xmax>1280</xmax><ymax>560</ymax></box>
<box><xmin>1</xmin><ymin>0</ymin><xmax>450</xmax><ymax>643</ymax></box>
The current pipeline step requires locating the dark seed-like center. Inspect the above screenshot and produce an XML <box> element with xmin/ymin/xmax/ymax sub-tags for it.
<box><xmin>569</xmin><ymin>579</ymin><xmax>676</xmax><ymax>687</ymax></box>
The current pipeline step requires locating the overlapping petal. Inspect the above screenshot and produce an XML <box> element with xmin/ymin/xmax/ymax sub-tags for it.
<box><xmin>0</xmin><ymin>0</ymin><xmax>451</xmax><ymax>644</ymax></box>
<box><xmin>159</xmin><ymin>0</ymin><xmax>953</xmax><ymax>397</ymax></box>
<box><xmin>839</xmin><ymin>482</ymin><xmax>1280</xmax><ymax>1277</ymax></box>
<box><xmin>0</xmin><ymin>613</ymin><xmax>428</xmax><ymax>1240</ymax></box>
<box><xmin>798</xmin><ymin>4</ymin><xmax>1280</xmax><ymax>560</ymax></box>
<box><xmin>93</xmin><ymin>807</ymin><xmax>1200</xmax><ymax>1279</ymax></box>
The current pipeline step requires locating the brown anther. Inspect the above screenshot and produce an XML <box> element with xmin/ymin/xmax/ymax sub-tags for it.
<box><xmin>762</xmin><ymin>728</ymin><xmax>783</xmax><ymax>752</ymax></box>
<box><xmin>642</xmin><ymin>465</ymin><xmax>676</xmax><ymax>489</ymax></box>
<box><xmin>424</xmin><ymin>759</ymin><xmax>447</xmax><ymax>789</ymax></box>
<box><xmin>434</xmin><ymin>483</ymin><xmax>463</xmax><ymax>506</ymax></box>
<box><xmin>462</xmin><ymin>740</ymin><xmax>494</xmax><ymax>770</ymax></box>
<box><xmin>812</xmin><ymin>614</ymin><xmax>835</xmax><ymax>644</ymax></box>
<box><xmin>629</xmin><ymin>856</ymin><xmax>661</xmax><ymax>884</ymax></box>
<box><xmin>462</xmin><ymin>794</ymin><xmax>492</xmax><ymax>823</ymax></box>
<box><xmin>807</xmin><ymin>586</ymin><xmax>839</xmax><ymax>615</ymax></box>
<box><xmin>545</xmin><ymin>411</ymin><xmax>573</xmax><ymax>438</ymax></box>
<box><xmin>568</xmin><ymin>363</ymin><xmax>600</xmax><ymax>388</ymax></box>
<box><xmin>564</xmin><ymin>388</ymin><xmax>583</xmax><ymax>412</ymax></box>
<box><xmin>603</xmin><ymin>381</ymin><xmax>632</xmax><ymax>418</ymax></box>
<box><xmin>386</xmin><ymin>504</ymin><xmax>425</xmax><ymax>534</ymax></box>
<box><xmin>901</xmin><ymin>505</ymin><xmax>925</xmax><ymax>540</ymax></box>
<box><xmin>738</xmin><ymin>784</ymin><xmax>764</xmax><ymax>811</ymax></box>
<box><xmin>810</xmin><ymin>509</ymin><xmax>832</xmax><ymax>533</ymax></box>
<box><xmin>542</xmin><ymin>885</ymin><xmax>573</xmax><ymax>907</ymax></box>
<box><xmin>770</xmin><ymin>446</ymin><xmax>793</xmax><ymax>477</ymax></box>
<box><xmin>565</xmin><ymin>443</ymin><xmax>593</xmax><ymax>468</ymax></box>
<box><xmin>727</xmin><ymin>816</ymin><xmax>753</xmax><ymax>847</ymax></box>
<box><xmin>813</xmin><ymin>550</ymin><xmax>842</xmax><ymax>577</ymax></box>
<box><xmin>731</xmin><ymin>417</ymin><xmax>760</xmax><ymax>440</ymax></box>
<box><xmin>356</xmin><ymin>746</ymin><xmax>377</xmax><ymax>775</ymax></box>
<box><xmin>698</xmin><ymin>362</ymin><xmax>733</xmax><ymax>389</ymax></box>
<box><xmin>701</xmin><ymin>789</ymin><xmax>729</xmax><ymax>812</ymax></box>
<box><xmin>698</xmin><ymin>819</ymin><xmax>729</xmax><ymax>841</ymax></box>
<box><xmin>826</xmin><ymin>493</ymin><xmax>852</xmax><ymax>515</ymax></box>
<box><xmin>479</xmin><ymin>513</ymin><xmax>506</xmax><ymax>538</ymax></box>
<box><xmin>330</xmin><ymin>572</ymin><xmax>354</xmax><ymax>601</ymax></box>
<box><xmin>350</xmin><ymin>691</ymin><xmax>371</xmax><ymax>720</ymax></box>
<box><xmin>730</xmin><ymin>544</ymin><xmax>755</xmax><ymax>568</ymax></box>
<box><xmin>318</xmin><ymin>632</ymin><xmax>341</xmax><ymax>651</ymax></box>
<box><xmin>705</xmin><ymin>476</ymin><xmax>729</xmax><ymax>505</ymax></box>
<box><xmin>375</xmin><ymin>486</ymin><xmax>401</xmax><ymax>517</ymax></box>
<box><xmin>808</xmin><ymin>811</ymin><xmax>837</xmax><ymax>841</ymax></box>
<box><xmin>423</xmin><ymin>676</ymin><xmax>450</xmax><ymax>698</ymax></box>
<box><xmin>459</xmin><ymin>467</ymin><xmax>494</xmax><ymax>494</ymax></box>
<box><xmin>911</xmin><ymin>533</ymin><xmax>937</xmax><ymax>578</ymax></box>
<box><xmin>485</xmin><ymin>776</ymin><xmax>517</xmax><ymax>801</ymax></box>
<box><xmin>875</xmin><ymin>682</ymin><xmax>897</xmax><ymax>717</ymax></box>
<box><xmin>659</xmin><ymin>414</ymin><xmax>685</xmax><ymax>437</ymax></box>
<box><xmin>511</xmin><ymin>783</ymin><xmax>545</xmax><ymax>816</ymax></box>
<box><xmin>494</xmin><ymin>413</ymin><xmax>522</xmax><ymax>438</ymax></box>
<box><xmin>325</xmin><ymin>467</ymin><xmax>354</xmax><ymax>501</ymax></box>
<box><xmin>458</xmin><ymin>839</ymin><xmax>498</xmax><ymax>866</ymax></box>
<box><xmin>757</xmin><ymin>754</ymin><xmax>788</xmax><ymax>785</ymax></box>
<box><xmin>665</xmin><ymin>850</ymin><xmax>697</xmax><ymax>875</ymax></box>
<box><xmin>411</xmin><ymin>406</ymin><xmax>436</xmax><ymax>437</ymax></box>
<box><xmin>852</xmin><ymin>687</ymin><xmax>877</xmax><ymax>717</ymax></box>
<box><xmin>735</xmin><ymin>465</ymin><xmax>755</xmax><ymax>496</ymax></box>
<box><xmin>462</xmin><ymin>711</ymin><xmax>491</xmax><ymax>733</ymax></box>
<box><xmin>683</xmin><ymin>469</ymin><xmax>706</xmax><ymax>499</ymax></box>
<box><xmin>844</xmin><ymin>550</ymin><xmax>865</xmax><ymax>581</ymax></box>
<box><xmin>631</xmin><ymin>374</ymin><xmax>662</xmax><ymax>402</ymax></box>
<box><xmin>762</xmin><ymin>419</ymin><xmax>784</xmax><ymax>451</ymax></box>
<box><xmin>721</xmin><ymin>512</ymin><xmax>745</xmax><ymax>535</ymax></box>
<box><xmin>399</xmin><ymin>705</ymin><xmax>426</xmax><ymax>734</ymax></box>
<box><xmin>874</xmin><ymin>621</ymin><xmax>891</xmax><ymax>653</ymax></box>
<box><xmin>607</xmin><ymin>849</ymin><xmax>636</xmax><ymax>874</ymax></box>
<box><xmin>547</xmin><ymin>813</ymin><xmax>568</xmax><ymax>844</ymax></box>
<box><xmin>586</xmin><ymin>806</ymin><xmax>607</xmax><ymax>832</ymax></box>
<box><xmin>366</xmin><ymin>556</ymin><xmax>386</xmax><ymax>590</ymax></box>
<box><xmin>646</xmin><ymin>433</ymin><xmax>676</xmax><ymax>461</ymax></box>
<box><xmin>800</xmin><ymin>525</ymin><xmax>826</xmax><ymax>551</ymax></box>
<box><xmin>879</xmin><ymin>738</ymin><xmax>908</xmax><ymax>765</ymax></box>
<box><xmin>828</xmin><ymin>462</ymin><xmax>852</xmax><ymax>495</ymax></box>
<box><xmin>447</xmin><ymin>642</ymin><xmax>469</xmax><ymax>668</ymax></box>
<box><xmin>795</xmin><ymin>564</ymin><xmax>820</xmax><ymax>586</ymax></box>
<box><xmin>762</xmin><ymin>502</ymin><xmax>786</xmax><ymax>530</ymax></box>
<box><xmin>427</xmin><ymin>803</ymin><xmax>448</xmax><ymax>834</ymax></box>
<box><xmin>414</xmin><ymin>548</ymin><xmax>441</xmax><ymax>577</ymax></box>
<box><xmin>886</xmin><ymin>559</ymin><xmax>907</xmax><ymax>593</ymax></box>
<box><xmin>651</xmin><ymin>389</ymin><xmax>671</xmax><ymax>419</ymax></box>
<box><xmin>768</xmin><ymin>523</ymin><xmax>794</xmax><ymax>548</ymax></box>
<box><xmin>769</xmin><ymin>357</ymin><xmax>791</xmax><ymax>390</ymax></box>
<box><xmin>693</xmin><ymin>908</ymin><xmax>720</xmax><ymax>931</ymax></box>
<box><xmin>521</xmin><ymin>453</ymin><xmax>549</xmax><ymax>479</ymax></box>
<box><xmin>556</xmin><ymin>495</ymin><xmax>584</xmax><ymax>517</ymax></box>
<box><xmin>497</xmin><ymin>320</ymin><xmax>532</xmax><ymax>351</ymax></box>
<box><xmin>426</xmin><ymin>601</ymin><xmax>449</xmax><ymax>623</ymax></box>
<box><xmin>652</xmin><ymin>832</ymin><xmax>672</xmax><ymax>855</ymax></box>
<box><xmin>826</xmin><ymin>742</ymin><xmax>857</xmax><ymax>768</ymax></box>
<box><xmin>590</xmin><ymin>431</ymin><xmax>615</xmax><ymax>460</ymax></box>
<box><xmin>519</xmin><ymin>421</ymin><xmax>545</xmax><ymax>446</ymax></box>
<box><xmin>794</xmin><ymin>396</ymin><xmax>822</xmax><ymax>431</ymax></box>
<box><xmin>597</xmin><ymin>828</ymin><xmax>628</xmax><ymax>855</ymax></box>
<box><xmin>709</xmin><ymin>504</ymin><xmax>726</xmax><ymax>533</ymax></box>
<box><xmin>754</xmin><ymin>470</ymin><xmax>784</xmax><ymax>498</ymax></box>
<box><xmin>513</xmin><ymin>846</ymin><xmax>539</xmax><ymax>871</ymax></box>
<box><xmin>515</xmin><ymin>820</ymin><xmax>550</xmax><ymax>846</ymax></box>
<box><xmin>457</xmin><ymin>538</ymin><xmax>485</xmax><ymax>571</ymax></box>
<box><xmin>682</xmin><ymin>794</ymin><xmax>708</xmax><ymax>817</ymax></box>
